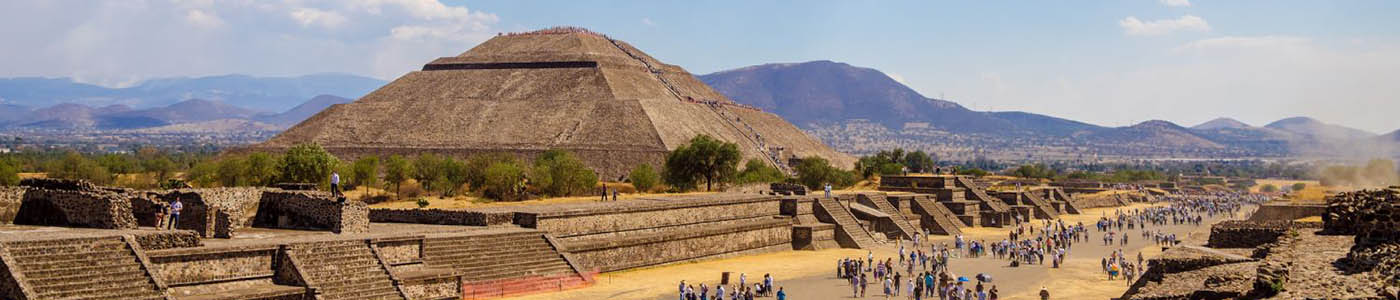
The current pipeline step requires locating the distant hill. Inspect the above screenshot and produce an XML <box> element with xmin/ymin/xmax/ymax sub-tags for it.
<box><xmin>1265</xmin><ymin>117</ymin><xmax>1376</xmax><ymax>141</ymax></box>
<box><xmin>0</xmin><ymin>73</ymin><xmax>385</xmax><ymax>112</ymax></box>
<box><xmin>254</xmin><ymin>95</ymin><xmax>352</xmax><ymax>126</ymax></box>
<box><xmin>2</xmin><ymin>95</ymin><xmax>347</xmax><ymax>131</ymax></box>
<box><xmin>1191</xmin><ymin>117</ymin><xmax>1252</xmax><ymax>130</ymax></box>
<box><xmin>702</xmin><ymin>60</ymin><xmax>1380</xmax><ymax>158</ymax></box>
<box><xmin>699</xmin><ymin>61</ymin><xmax>1092</xmax><ymax>137</ymax></box>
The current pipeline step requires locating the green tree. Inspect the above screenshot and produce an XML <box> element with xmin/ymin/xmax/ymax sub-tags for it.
<box><xmin>383</xmin><ymin>155</ymin><xmax>412</xmax><ymax>198</ymax></box>
<box><xmin>530</xmin><ymin>149</ymin><xmax>597</xmax><ymax>197</ymax></box>
<box><xmin>185</xmin><ymin>160</ymin><xmax>219</xmax><ymax>187</ymax></box>
<box><xmin>854</xmin><ymin>149</ymin><xmax>908</xmax><ymax>178</ymax></box>
<box><xmin>663</xmin><ymin>135</ymin><xmax>741</xmax><ymax>191</ymax></box>
<box><xmin>215</xmin><ymin>156</ymin><xmax>249</xmax><ymax>187</ymax></box>
<box><xmin>0</xmin><ymin>161</ymin><xmax>19</xmax><ymax>186</ymax></box>
<box><xmin>1010</xmin><ymin>164</ymin><xmax>1057</xmax><ymax>179</ymax></box>
<box><xmin>1290</xmin><ymin>182</ymin><xmax>1306</xmax><ymax>191</ymax></box>
<box><xmin>437</xmin><ymin>158</ymin><xmax>469</xmax><ymax>196</ymax></box>
<box><xmin>411</xmin><ymin>153</ymin><xmax>446</xmax><ymax>192</ymax></box>
<box><xmin>279</xmin><ymin>143</ymin><xmax>339</xmax><ymax>187</ymax></box>
<box><xmin>97</xmin><ymin>154</ymin><xmax>139</xmax><ymax>174</ymax></box>
<box><xmin>1260</xmin><ymin>184</ymin><xmax>1278</xmax><ymax>193</ymax></box>
<box><xmin>794</xmin><ymin>156</ymin><xmax>857</xmax><ymax>190</ymax></box>
<box><xmin>243</xmin><ymin>152</ymin><xmax>280</xmax><ymax>186</ymax></box>
<box><xmin>464</xmin><ymin>153</ymin><xmax>517</xmax><ymax>191</ymax></box>
<box><xmin>736</xmin><ymin>159</ymin><xmax>787</xmax><ymax>184</ymax></box>
<box><xmin>48</xmin><ymin>152</ymin><xmax>112</xmax><ymax>184</ymax></box>
<box><xmin>629</xmin><ymin>164</ymin><xmax>659</xmax><ymax>192</ymax></box>
<box><xmin>481</xmin><ymin>161</ymin><xmax>527</xmax><ymax>201</ymax></box>
<box><xmin>956</xmin><ymin>167</ymin><xmax>990</xmax><ymax>177</ymax></box>
<box><xmin>142</xmin><ymin>157</ymin><xmax>176</xmax><ymax>183</ymax></box>
<box><xmin>352</xmin><ymin>156</ymin><xmax>380</xmax><ymax>195</ymax></box>
<box><xmin>903</xmin><ymin>150</ymin><xmax>936</xmax><ymax>173</ymax></box>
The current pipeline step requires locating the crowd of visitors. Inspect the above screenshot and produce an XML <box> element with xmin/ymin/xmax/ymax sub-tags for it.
<box><xmin>677</xmin><ymin>273</ymin><xmax>781</xmax><ymax>300</ymax></box>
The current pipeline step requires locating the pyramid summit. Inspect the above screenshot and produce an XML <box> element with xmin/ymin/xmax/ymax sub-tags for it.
<box><xmin>253</xmin><ymin>27</ymin><xmax>853</xmax><ymax>177</ymax></box>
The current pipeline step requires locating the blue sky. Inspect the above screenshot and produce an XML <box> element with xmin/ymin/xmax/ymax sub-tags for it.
<box><xmin>3</xmin><ymin>1</ymin><xmax>1398</xmax><ymax>133</ymax></box>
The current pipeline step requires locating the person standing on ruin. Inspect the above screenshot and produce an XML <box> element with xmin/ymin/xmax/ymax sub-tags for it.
<box><xmin>824</xmin><ymin>183</ymin><xmax>832</xmax><ymax>198</ymax></box>
<box><xmin>154</xmin><ymin>203</ymin><xmax>168</xmax><ymax>229</ymax></box>
<box><xmin>601</xmin><ymin>183</ymin><xmax>608</xmax><ymax>202</ymax></box>
<box><xmin>330</xmin><ymin>172</ymin><xmax>342</xmax><ymax>198</ymax></box>
<box><xmin>168</xmin><ymin>197</ymin><xmax>183</xmax><ymax>230</ymax></box>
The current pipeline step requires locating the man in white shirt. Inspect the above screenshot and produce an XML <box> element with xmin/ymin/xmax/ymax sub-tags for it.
<box><xmin>330</xmin><ymin>172</ymin><xmax>342</xmax><ymax>198</ymax></box>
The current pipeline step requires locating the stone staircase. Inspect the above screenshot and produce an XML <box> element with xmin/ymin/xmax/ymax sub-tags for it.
<box><xmin>908</xmin><ymin>195</ymin><xmax>963</xmax><ymax>235</ymax></box>
<box><xmin>1020</xmin><ymin>191</ymin><xmax>1060</xmax><ymax>219</ymax></box>
<box><xmin>956</xmin><ymin>177</ymin><xmax>1010</xmax><ymax>213</ymax></box>
<box><xmin>856</xmin><ymin>194</ymin><xmax>919</xmax><ymax>240</ymax></box>
<box><xmin>1</xmin><ymin>236</ymin><xmax>168</xmax><ymax>300</ymax></box>
<box><xmin>1051</xmin><ymin>189</ymin><xmax>1082</xmax><ymax>214</ymax></box>
<box><xmin>813</xmin><ymin>197</ymin><xmax>878</xmax><ymax>249</ymax></box>
<box><xmin>285</xmin><ymin>240</ymin><xmax>405</xmax><ymax>300</ymax></box>
<box><xmin>420</xmin><ymin>231</ymin><xmax>585</xmax><ymax>287</ymax></box>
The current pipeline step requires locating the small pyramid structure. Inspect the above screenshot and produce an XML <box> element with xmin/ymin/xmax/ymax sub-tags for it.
<box><xmin>252</xmin><ymin>27</ymin><xmax>853</xmax><ymax>178</ymax></box>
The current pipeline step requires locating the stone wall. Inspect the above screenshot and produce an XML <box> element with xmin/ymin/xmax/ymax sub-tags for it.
<box><xmin>252</xmin><ymin>191</ymin><xmax>369</xmax><ymax>234</ymax></box>
<box><xmin>1247</xmin><ymin>204</ymin><xmax>1325</xmax><ymax>222</ymax></box>
<box><xmin>1207</xmin><ymin>220</ymin><xmax>1308</xmax><ymax>248</ymax></box>
<box><xmin>0</xmin><ymin>186</ymin><xmax>24</xmax><ymax>224</ymax></box>
<box><xmin>133</xmin><ymin>230</ymin><xmax>203</xmax><ymax>250</ymax></box>
<box><xmin>561</xmin><ymin>218</ymin><xmax>791</xmax><ymax>272</ymax></box>
<box><xmin>399</xmin><ymin>273</ymin><xmax>460</xmax><ymax>300</ymax></box>
<box><xmin>373</xmin><ymin>237</ymin><xmax>423</xmax><ymax>266</ymax></box>
<box><xmin>14</xmin><ymin>179</ymin><xmax>137</xmax><ymax>229</ymax></box>
<box><xmin>517</xmin><ymin>195</ymin><xmax>781</xmax><ymax>238</ymax></box>
<box><xmin>791</xmin><ymin>224</ymin><xmax>836</xmax><ymax>250</ymax></box>
<box><xmin>147</xmin><ymin>245</ymin><xmax>279</xmax><ymax>287</ymax></box>
<box><xmin>369</xmin><ymin>208</ymin><xmax>512</xmax><ymax>226</ymax></box>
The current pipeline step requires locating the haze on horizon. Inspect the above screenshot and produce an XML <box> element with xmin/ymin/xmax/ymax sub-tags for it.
<box><xmin>2</xmin><ymin>0</ymin><xmax>1396</xmax><ymax>133</ymax></box>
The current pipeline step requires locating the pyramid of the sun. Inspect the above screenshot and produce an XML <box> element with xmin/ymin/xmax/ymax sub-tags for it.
<box><xmin>254</xmin><ymin>28</ymin><xmax>853</xmax><ymax>178</ymax></box>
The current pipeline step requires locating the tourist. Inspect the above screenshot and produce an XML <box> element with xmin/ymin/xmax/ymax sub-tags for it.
<box><xmin>168</xmin><ymin>197</ymin><xmax>183</xmax><ymax>230</ymax></box>
<box><xmin>824</xmin><ymin>182</ymin><xmax>832</xmax><ymax>198</ymax></box>
<box><xmin>776</xmin><ymin>287</ymin><xmax>785</xmax><ymax>300</ymax></box>
<box><xmin>716</xmin><ymin>284</ymin><xmax>725</xmax><ymax>300</ymax></box>
<box><xmin>763</xmin><ymin>274</ymin><xmax>773</xmax><ymax>297</ymax></box>
<box><xmin>601</xmin><ymin>183</ymin><xmax>607</xmax><ymax>201</ymax></box>
<box><xmin>612</xmin><ymin>188</ymin><xmax>618</xmax><ymax>201</ymax></box>
<box><xmin>988</xmin><ymin>286</ymin><xmax>998</xmax><ymax>300</ymax></box>
<box><xmin>1039</xmin><ymin>286</ymin><xmax>1050</xmax><ymax>300</ymax></box>
<box><xmin>154</xmin><ymin>203</ymin><xmax>167</xmax><ymax>229</ymax></box>
<box><xmin>330</xmin><ymin>172</ymin><xmax>341</xmax><ymax>198</ymax></box>
<box><xmin>679</xmin><ymin>280</ymin><xmax>687</xmax><ymax>300</ymax></box>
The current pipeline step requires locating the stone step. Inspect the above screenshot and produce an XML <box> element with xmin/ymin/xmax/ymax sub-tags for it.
<box><xmin>462</xmin><ymin>264</ymin><xmax>577</xmax><ymax>282</ymax></box>
<box><xmin>18</xmin><ymin>254</ymin><xmax>141</xmax><ymax>270</ymax></box>
<box><xmin>22</xmin><ymin>263</ymin><xmax>145</xmax><ymax>280</ymax></box>
<box><xmin>320</xmin><ymin>284</ymin><xmax>400</xmax><ymax>300</ymax></box>
<box><xmin>304</xmin><ymin>264</ymin><xmax>384</xmax><ymax>279</ymax></box>
<box><xmin>423</xmin><ymin>236</ymin><xmax>545</xmax><ymax>250</ymax></box>
<box><xmin>2</xmin><ymin>237</ymin><xmax>124</xmax><ymax>249</ymax></box>
<box><xmin>13</xmin><ymin>249</ymin><xmax>131</xmax><ymax>262</ymax></box>
<box><xmin>6</xmin><ymin>241</ymin><xmax>127</xmax><ymax>256</ymax></box>
<box><xmin>298</xmin><ymin>250</ymin><xmax>374</xmax><ymax>264</ymax></box>
<box><xmin>29</xmin><ymin>269</ymin><xmax>148</xmax><ymax>288</ymax></box>
<box><xmin>291</xmin><ymin>242</ymin><xmax>367</xmax><ymax>255</ymax></box>
<box><xmin>435</xmin><ymin>253</ymin><xmax>570</xmax><ymax>272</ymax></box>
<box><xmin>31</xmin><ymin>272</ymin><xmax>153</xmax><ymax>292</ymax></box>
<box><xmin>424</xmin><ymin>244</ymin><xmax>557</xmax><ymax>260</ymax></box>
<box><xmin>425</xmin><ymin>232</ymin><xmax>541</xmax><ymax>244</ymax></box>
<box><xmin>423</xmin><ymin>239</ymin><xmax>556</xmax><ymax>256</ymax></box>
<box><xmin>319</xmin><ymin>278</ymin><xmax>395</xmax><ymax>295</ymax></box>
<box><xmin>61</xmin><ymin>288</ymin><xmax>166</xmax><ymax>300</ymax></box>
<box><xmin>34</xmin><ymin>279</ymin><xmax>155</xmax><ymax>299</ymax></box>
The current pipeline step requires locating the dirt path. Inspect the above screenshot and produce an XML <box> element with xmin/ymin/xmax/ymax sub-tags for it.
<box><xmin>504</xmin><ymin>203</ymin><xmax>1252</xmax><ymax>300</ymax></box>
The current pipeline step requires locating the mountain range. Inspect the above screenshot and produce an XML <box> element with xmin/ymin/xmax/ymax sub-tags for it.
<box><xmin>699</xmin><ymin>61</ymin><xmax>1396</xmax><ymax>158</ymax></box>
<box><xmin>0</xmin><ymin>74</ymin><xmax>384</xmax><ymax>112</ymax></box>
<box><xmin>0</xmin><ymin>95</ymin><xmax>352</xmax><ymax>132</ymax></box>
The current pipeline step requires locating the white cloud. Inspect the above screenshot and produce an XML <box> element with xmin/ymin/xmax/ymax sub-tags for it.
<box><xmin>1159</xmin><ymin>0</ymin><xmax>1191</xmax><ymax>7</ymax></box>
<box><xmin>1119</xmin><ymin>15</ymin><xmax>1210</xmax><ymax>36</ymax></box>
<box><xmin>184</xmin><ymin>9</ymin><xmax>224</xmax><ymax>29</ymax></box>
<box><xmin>642</xmin><ymin>17</ymin><xmax>655</xmax><ymax>26</ymax></box>
<box><xmin>290</xmin><ymin>8</ymin><xmax>348</xmax><ymax>29</ymax></box>
<box><xmin>0</xmin><ymin>0</ymin><xmax>499</xmax><ymax>87</ymax></box>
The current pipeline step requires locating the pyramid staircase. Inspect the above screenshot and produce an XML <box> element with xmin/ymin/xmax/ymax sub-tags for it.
<box><xmin>422</xmin><ymin>231</ymin><xmax>589</xmax><ymax>298</ymax></box>
<box><xmin>285</xmin><ymin>240</ymin><xmax>405</xmax><ymax>300</ymax></box>
<box><xmin>908</xmin><ymin>195</ymin><xmax>963</xmax><ymax>235</ymax></box>
<box><xmin>1020</xmin><ymin>191</ymin><xmax>1060</xmax><ymax>219</ymax></box>
<box><xmin>0</xmin><ymin>236</ymin><xmax>169</xmax><ymax>300</ymax></box>
<box><xmin>856</xmin><ymin>194</ymin><xmax>919</xmax><ymax>240</ymax></box>
<box><xmin>813</xmin><ymin>197</ymin><xmax>879</xmax><ymax>249</ymax></box>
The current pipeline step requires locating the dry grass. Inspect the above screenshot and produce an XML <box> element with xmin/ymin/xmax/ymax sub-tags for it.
<box><xmin>1252</xmin><ymin>179</ymin><xmax>1348</xmax><ymax>203</ymax></box>
<box><xmin>17</xmin><ymin>173</ymin><xmax>45</xmax><ymax>179</ymax></box>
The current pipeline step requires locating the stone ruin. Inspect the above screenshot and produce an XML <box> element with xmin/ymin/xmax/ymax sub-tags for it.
<box><xmin>1123</xmin><ymin>189</ymin><xmax>1400</xmax><ymax>300</ymax></box>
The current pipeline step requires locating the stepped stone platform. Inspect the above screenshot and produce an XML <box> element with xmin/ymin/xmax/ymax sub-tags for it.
<box><xmin>879</xmin><ymin>175</ymin><xmax>1013</xmax><ymax>227</ymax></box>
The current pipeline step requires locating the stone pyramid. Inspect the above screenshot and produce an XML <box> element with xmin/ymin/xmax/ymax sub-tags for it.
<box><xmin>252</xmin><ymin>27</ymin><xmax>853</xmax><ymax>178</ymax></box>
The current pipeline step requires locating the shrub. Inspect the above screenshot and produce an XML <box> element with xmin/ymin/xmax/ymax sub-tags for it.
<box><xmin>383</xmin><ymin>155</ymin><xmax>412</xmax><ymax>198</ymax></box>
<box><xmin>794</xmin><ymin>156</ymin><xmax>857</xmax><ymax>190</ymax></box>
<box><xmin>1260</xmin><ymin>184</ymin><xmax>1278</xmax><ymax>193</ymax></box>
<box><xmin>415</xmin><ymin>197</ymin><xmax>430</xmax><ymax>209</ymax></box>
<box><xmin>0</xmin><ymin>161</ymin><xmax>18</xmax><ymax>186</ymax></box>
<box><xmin>736</xmin><ymin>159</ymin><xmax>787</xmax><ymax>184</ymax></box>
<box><xmin>481</xmin><ymin>161</ymin><xmax>527</xmax><ymax>201</ymax></box>
<box><xmin>351</xmin><ymin>156</ymin><xmax>380</xmax><ymax>193</ymax></box>
<box><xmin>1290</xmin><ymin>182</ymin><xmax>1306</xmax><ymax>191</ymax></box>
<box><xmin>629</xmin><ymin>164</ymin><xmax>659</xmax><ymax>192</ymax></box>
<box><xmin>48</xmin><ymin>152</ymin><xmax>112</xmax><ymax>184</ymax></box>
